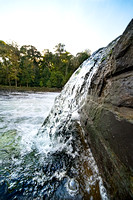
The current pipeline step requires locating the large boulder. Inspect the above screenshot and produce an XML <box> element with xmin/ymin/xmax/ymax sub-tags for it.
<box><xmin>80</xmin><ymin>19</ymin><xmax>133</xmax><ymax>199</ymax></box>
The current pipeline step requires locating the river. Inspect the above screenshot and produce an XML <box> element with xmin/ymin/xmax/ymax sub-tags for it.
<box><xmin>0</xmin><ymin>92</ymin><xmax>59</xmax><ymax>155</ymax></box>
<box><xmin>0</xmin><ymin>92</ymin><xmax>59</xmax><ymax>199</ymax></box>
<box><xmin>0</xmin><ymin>92</ymin><xmax>108</xmax><ymax>200</ymax></box>
<box><xmin>0</xmin><ymin>47</ymin><xmax>111</xmax><ymax>200</ymax></box>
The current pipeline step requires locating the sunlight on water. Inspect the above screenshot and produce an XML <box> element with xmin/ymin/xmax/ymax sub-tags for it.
<box><xmin>0</xmin><ymin>38</ymin><xmax>119</xmax><ymax>199</ymax></box>
<box><xmin>0</xmin><ymin>92</ymin><xmax>59</xmax><ymax>157</ymax></box>
<box><xmin>32</xmin><ymin>39</ymin><xmax>118</xmax><ymax>199</ymax></box>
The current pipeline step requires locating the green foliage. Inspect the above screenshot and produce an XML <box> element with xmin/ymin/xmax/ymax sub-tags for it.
<box><xmin>46</xmin><ymin>80</ymin><xmax>52</xmax><ymax>88</ymax></box>
<box><xmin>39</xmin><ymin>80</ymin><xmax>43</xmax><ymax>87</ymax></box>
<box><xmin>0</xmin><ymin>41</ymin><xmax>91</xmax><ymax>88</ymax></box>
<box><xmin>49</xmin><ymin>71</ymin><xmax>64</xmax><ymax>88</ymax></box>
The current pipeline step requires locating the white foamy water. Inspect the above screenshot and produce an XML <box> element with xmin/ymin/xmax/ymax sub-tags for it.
<box><xmin>0</xmin><ymin>92</ymin><xmax>59</xmax><ymax>154</ymax></box>
<box><xmin>33</xmin><ymin>40</ymin><xmax>118</xmax><ymax>199</ymax></box>
<box><xmin>0</xmin><ymin>38</ymin><xmax>119</xmax><ymax>199</ymax></box>
<box><xmin>36</xmin><ymin>39</ymin><xmax>118</xmax><ymax>152</ymax></box>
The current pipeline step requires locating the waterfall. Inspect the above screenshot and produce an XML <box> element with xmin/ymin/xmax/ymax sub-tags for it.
<box><xmin>35</xmin><ymin>38</ymin><xmax>119</xmax><ymax>153</ymax></box>
<box><xmin>30</xmin><ymin>38</ymin><xmax>119</xmax><ymax>199</ymax></box>
<box><xmin>0</xmin><ymin>38</ymin><xmax>119</xmax><ymax>199</ymax></box>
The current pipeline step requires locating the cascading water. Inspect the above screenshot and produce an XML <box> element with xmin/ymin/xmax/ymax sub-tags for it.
<box><xmin>0</xmin><ymin>38</ymin><xmax>119</xmax><ymax>199</ymax></box>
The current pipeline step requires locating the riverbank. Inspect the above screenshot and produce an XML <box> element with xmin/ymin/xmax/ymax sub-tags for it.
<box><xmin>0</xmin><ymin>85</ymin><xmax>61</xmax><ymax>93</ymax></box>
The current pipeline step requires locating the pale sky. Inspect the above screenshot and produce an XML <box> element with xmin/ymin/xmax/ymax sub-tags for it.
<box><xmin>0</xmin><ymin>0</ymin><xmax>133</xmax><ymax>55</ymax></box>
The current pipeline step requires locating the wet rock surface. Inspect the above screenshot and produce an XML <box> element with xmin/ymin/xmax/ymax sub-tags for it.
<box><xmin>1</xmin><ymin>20</ymin><xmax>133</xmax><ymax>200</ymax></box>
<box><xmin>80</xmin><ymin>19</ymin><xmax>133</xmax><ymax>199</ymax></box>
<box><xmin>0</xmin><ymin>121</ymin><xmax>104</xmax><ymax>200</ymax></box>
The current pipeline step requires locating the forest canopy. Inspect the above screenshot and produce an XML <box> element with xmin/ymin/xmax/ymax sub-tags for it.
<box><xmin>0</xmin><ymin>41</ymin><xmax>91</xmax><ymax>88</ymax></box>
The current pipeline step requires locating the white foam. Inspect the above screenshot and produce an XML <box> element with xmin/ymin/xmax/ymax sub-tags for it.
<box><xmin>0</xmin><ymin>92</ymin><xmax>59</xmax><ymax>155</ymax></box>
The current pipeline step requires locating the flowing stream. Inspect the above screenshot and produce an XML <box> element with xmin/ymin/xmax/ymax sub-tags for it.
<box><xmin>0</xmin><ymin>92</ymin><xmax>59</xmax><ymax>199</ymax></box>
<box><xmin>0</xmin><ymin>92</ymin><xmax>107</xmax><ymax>200</ymax></box>
<box><xmin>0</xmin><ymin>38</ymin><xmax>119</xmax><ymax>199</ymax></box>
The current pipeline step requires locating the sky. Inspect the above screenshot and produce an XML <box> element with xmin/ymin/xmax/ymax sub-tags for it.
<box><xmin>0</xmin><ymin>0</ymin><xmax>133</xmax><ymax>55</ymax></box>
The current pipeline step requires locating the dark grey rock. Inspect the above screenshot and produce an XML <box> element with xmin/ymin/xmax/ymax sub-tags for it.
<box><xmin>80</xmin><ymin>19</ymin><xmax>133</xmax><ymax>199</ymax></box>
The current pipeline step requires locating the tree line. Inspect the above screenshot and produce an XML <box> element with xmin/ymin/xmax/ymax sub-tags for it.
<box><xmin>0</xmin><ymin>41</ymin><xmax>91</xmax><ymax>88</ymax></box>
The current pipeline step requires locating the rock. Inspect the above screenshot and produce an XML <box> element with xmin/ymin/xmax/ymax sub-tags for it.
<box><xmin>80</xmin><ymin>19</ymin><xmax>133</xmax><ymax>199</ymax></box>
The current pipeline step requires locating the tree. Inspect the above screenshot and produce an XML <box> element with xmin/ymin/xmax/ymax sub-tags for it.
<box><xmin>8</xmin><ymin>42</ymin><xmax>20</xmax><ymax>87</ymax></box>
<box><xmin>47</xmin><ymin>71</ymin><xmax>64</xmax><ymax>88</ymax></box>
<box><xmin>0</xmin><ymin>41</ymin><xmax>91</xmax><ymax>88</ymax></box>
<box><xmin>0</xmin><ymin>41</ymin><xmax>21</xmax><ymax>87</ymax></box>
<box><xmin>71</xmin><ymin>50</ymin><xmax>91</xmax><ymax>72</ymax></box>
<box><xmin>20</xmin><ymin>56</ymin><xmax>35</xmax><ymax>87</ymax></box>
<box><xmin>40</xmin><ymin>67</ymin><xmax>51</xmax><ymax>87</ymax></box>
<box><xmin>54</xmin><ymin>43</ymin><xmax>66</xmax><ymax>56</ymax></box>
<box><xmin>20</xmin><ymin>45</ymin><xmax>41</xmax><ymax>86</ymax></box>
<box><xmin>53</xmin><ymin>44</ymin><xmax>73</xmax><ymax>83</ymax></box>
<box><xmin>0</xmin><ymin>41</ymin><xmax>9</xmax><ymax>85</ymax></box>
<box><xmin>19</xmin><ymin>45</ymin><xmax>42</xmax><ymax>86</ymax></box>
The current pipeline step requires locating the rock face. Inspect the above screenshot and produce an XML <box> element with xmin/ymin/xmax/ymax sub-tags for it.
<box><xmin>80</xmin><ymin>19</ymin><xmax>133</xmax><ymax>199</ymax></box>
<box><xmin>1</xmin><ymin>21</ymin><xmax>132</xmax><ymax>200</ymax></box>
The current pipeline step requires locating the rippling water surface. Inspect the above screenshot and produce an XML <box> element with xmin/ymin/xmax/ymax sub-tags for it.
<box><xmin>0</xmin><ymin>91</ymin><xmax>108</xmax><ymax>200</ymax></box>
<box><xmin>0</xmin><ymin>92</ymin><xmax>59</xmax><ymax>199</ymax></box>
<box><xmin>0</xmin><ymin>35</ymin><xmax>119</xmax><ymax>200</ymax></box>
<box><xmin>0</xmin><ymin>37</ymin><xmax>115</xmax><ymax>199</ymax></box>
